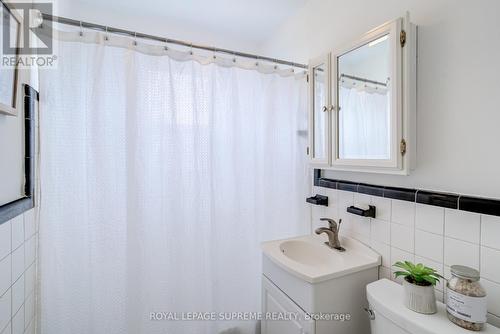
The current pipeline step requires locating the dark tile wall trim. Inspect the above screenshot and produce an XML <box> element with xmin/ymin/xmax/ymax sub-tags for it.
<box><xmin>383</xmin><ymin>186</ymin><xmax>417</xmax><ymax>202</ymax></box>
<box><xmin>417</xmin><ymin>191</ymin><xmax>458</xmax><ymax>209</ymax></box>
<box><xmin>313</xmin><ymin>169</ymin><xmax>322</xmax><ymax>186</ymax></box>
<box><xmin>313</xmin><ymin>169</ymin><xmax>500</xmax><ymax>217</ymax></box>
<box><xmin>0</xmin><ymin>85</ymin><xmax>38</xmax><ymax>225</ymax></box>
<box><xmin>358</xmin><ymin>184</ymin><xmax>384</xmax><ymax>197</ymax></box>
<box><xmin>460</xmin><ymin>197</ymin><xmax>500</xmax><ymax>217</ymax></box>
<box><xmin>317</xmin><ymin>178</ymin><xmax>337</xmax><ymax>189</ymax></box>
<box><xmin>337</xmin><ymin>181</ymin><xmax>358</xmax><ymax>192</ymax></box>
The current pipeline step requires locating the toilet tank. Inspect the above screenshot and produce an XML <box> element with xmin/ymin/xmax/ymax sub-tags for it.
<box><xmin>366</xmin><ymin>279</ymin><xmax>500</xmax><ymax>334</ymax></box>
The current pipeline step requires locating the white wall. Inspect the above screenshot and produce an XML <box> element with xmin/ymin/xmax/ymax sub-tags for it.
<box><xmin>53</xmin><ymin>0</ymin><xmax>264</xmax><ymax>55</ymax></box>
<box><xmin>0</xmin><ymin>103</ymin><xmax>24</xmax><ymax>205</ymax></box>
<box><xmin>260</xmin><ymin>0</ymin><xmax>500</xmax><ymax>199</ymax></box>
<box><xmin>0</xmin><ymin>64</ymin><xmax>38</xmax><ymax>204</ymax></box>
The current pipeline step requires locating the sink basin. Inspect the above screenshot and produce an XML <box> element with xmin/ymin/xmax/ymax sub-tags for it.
<box><xmin>262</xmin><ymin>234</ymin><xmax>381</xmax><ymax>283</ymax></box>
<box><xmin>279</xmin><ymin>239</ymin><xmax>334</xmax><ymax>266</ymax></box>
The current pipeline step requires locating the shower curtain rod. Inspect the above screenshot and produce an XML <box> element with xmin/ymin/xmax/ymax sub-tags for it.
<box><xmin>340</xmin><ymin>73</ymin><xmax>388</xmax><ymax>87</ymax></box>
<box><xmin>41</xmin><ymin>13</ymin><xmax>308</xmax><ymax>69</ymax></box>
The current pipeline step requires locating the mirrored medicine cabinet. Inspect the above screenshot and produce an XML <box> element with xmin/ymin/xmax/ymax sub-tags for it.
<box><xmin>308</xmin><ymin>15</ymin><xmax>416</xmax><ymax>175</ymax></box>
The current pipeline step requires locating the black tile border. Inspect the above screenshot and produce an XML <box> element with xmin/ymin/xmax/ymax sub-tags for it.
<box><xmin>417</xmin><ymin>191</ymin><xmax>459</xmax><ymax>209</ymax></box>
<box><xmin>358</xmin><ymin>183</ymin><xmax>384</xmax><ymax>197</ymax></box>
<box><xmin>0</xmin><ymin>85</ymin><xmax>38</xmax><ymax>225</ymax></box>
<box><xmin>384</xmin><ymin>186</ymin><xmax>417</xmax><ymax>202</ymax></box>
<box><xmin>460</xmin><ymin>196</ymin><xmax>500</xmax><ymax>217</ymax></box>
<box><xmin>312</xmin><ymin>169</ymin><xmax>500</xmax><ymax>217</ymax></box>
<box><xmin>337</xmin><ymin>180</ymin><xmax>358</xmax><ymax>192</ymax></box>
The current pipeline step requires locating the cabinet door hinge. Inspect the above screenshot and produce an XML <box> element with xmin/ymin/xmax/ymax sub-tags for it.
<box><xmin>400</xmin><ymin>139</ymin><xmax>407</xmax><ymax>156</ymax></box>
<box><xmin>400</xmin><ymin>30</ymin><xmax>406</xmax><ymax>47</ymax></box>
<box><xmin>306</xmin><ymin>146</ymin><xmax>310</xmax><ymax>155</ymax></box>
<box><xmin>306</xmin><ymin>73</ymin><xmax>309</xmax><ymax>83</ymax></box>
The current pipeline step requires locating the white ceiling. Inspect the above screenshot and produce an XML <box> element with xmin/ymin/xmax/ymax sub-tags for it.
<box><xmin>58</xmin><ymin>0</ymin><xmax>308</xmax><ymax>52</ymax></box>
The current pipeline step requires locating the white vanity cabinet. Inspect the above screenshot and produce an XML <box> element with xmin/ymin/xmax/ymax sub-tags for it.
<box><xmin>261</xmin><ymin>235</ymin><xmax>381</xmax><ymax>334</ymax></box>
<box><xmin>308</xmin><ymin>15</ymin><xmax>416</xmax><ymax>175</ymax></box>
<box><xmin>262</xmin><ymin>276</ymin><xmax>315</xmax><ymax>334</ymax></box>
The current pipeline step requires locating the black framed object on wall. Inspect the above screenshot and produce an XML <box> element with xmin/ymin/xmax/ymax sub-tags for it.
<box><xmin>0</xmin><ymin>0</ymin><xmax>21</xmax><ymax>116</ymax></box>
<box><xmin>0</xmin><ymin>84</ymin><xmax>38</xmax><ymax>225</ymax></box>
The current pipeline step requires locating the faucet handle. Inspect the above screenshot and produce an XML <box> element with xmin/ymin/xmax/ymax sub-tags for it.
<box><xmin>320</xmin><ymin>218</ymin><xmax>338</xmax><ymax>230</ymax></box>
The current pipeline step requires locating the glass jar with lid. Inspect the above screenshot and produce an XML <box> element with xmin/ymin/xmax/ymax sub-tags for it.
<box><xmin>446</xmin><ymin>265</ymin><xmax>487</xmax><ymax>331</ymax></box>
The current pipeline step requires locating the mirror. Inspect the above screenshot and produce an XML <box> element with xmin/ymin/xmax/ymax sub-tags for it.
<box><xmin>337</xmin><ymin>34</ymin><xmax>391</xmax><ymax>160</ymax></box>
<box><xmin>308</xmin><ymin>16</ymin><xmax>414</xmax><ymax>173</ymax></box>
<box><xmin>312</xmin><ymin>63</ymin><xmax>326</xmax><ymax>159</ymax></box>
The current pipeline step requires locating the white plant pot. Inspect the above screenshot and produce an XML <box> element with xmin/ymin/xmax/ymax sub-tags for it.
<box><xmin>402</xmin><ymin>278</ymin><xmax>437</xmax><ymax>314</ymax></box>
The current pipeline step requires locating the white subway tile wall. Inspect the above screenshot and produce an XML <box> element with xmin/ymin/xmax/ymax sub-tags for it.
<box><xmin>415</xmin><ymin>229</ymin><xmax>443</xmax><ymax>263</ymax></box>
<box><xmin>391</xmin><ymin>200</ymin><xmax>415</xmax><ymax>226</ymax></box>
<box><xmin>312</xmin><ymin>186</ymin><xmax>500</xmax><ymax>324</ymax></box>
<box><xmin>370</xmin><ymin>219</ymin><xmax>390</xmax><ymax>244</ymax></box>
<box><xmin>444</xmin><ymin>237</ymin><xmax>480</xmax><ymax>269</ymax></box>
<box><xmin>482</xmin><ymin>215</ymin><xmax>500</xmax><ymax>250</ymax></box>
<box><xmin>391</xmin><ymin>223</ymin><xmax>414</xmax><ymax>253</ymax></box>
<box><xmin>371</xmin><ymin>197</ymin><xmax>391</xmax><ymax>221</ymax></box>
<box><xmin>481</xmin><ymin>246</ymin><xmax>500</xmax><ymax>283</ymax></box>
<box><xmin>0</xmin><ymin>210</ymin><xmax>38</xmax><ymax>334</ymax></box>
<box><xmin>445</xmin><ymin>209</ymin><xmax>481</xmax><ymax>244</ymax></box>
<box><xmin>0</xmin><ymin>223</ymin><xmax>12</xmax><ymax>263</ymax></box>
<box><xmin>416</xmin><ymin>203</ymin><xmax>444</xmax><ymax>235</ymax></box>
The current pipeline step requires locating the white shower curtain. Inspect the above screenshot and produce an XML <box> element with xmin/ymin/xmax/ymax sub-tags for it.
<box><xmin>338</xmin><ymin>86</ymin><xmax>390</xmax><ymax>159</ymax></box>
<box><xmin>38</xmin><ymin>38</ymin><xmax>308</xmax><ymax>334</ymax></box>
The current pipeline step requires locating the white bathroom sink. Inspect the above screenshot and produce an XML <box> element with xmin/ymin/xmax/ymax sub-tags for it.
<box><xmin>261</xmin><ymin>234</ymin><xmax>381</xmax><ymax>283</ymax></box>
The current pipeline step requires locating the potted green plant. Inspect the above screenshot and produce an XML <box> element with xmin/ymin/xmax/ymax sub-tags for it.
<box><xmin>393</xmin><ymin>261</ymin><xmax>443</xmax><ymax>314</ymax></box>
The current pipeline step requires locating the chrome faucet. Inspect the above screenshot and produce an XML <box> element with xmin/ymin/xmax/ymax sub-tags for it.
<box><xmin>315</xmin><ymin>218</ymin><xmax>345</xmax><ymax>251</ymax></box>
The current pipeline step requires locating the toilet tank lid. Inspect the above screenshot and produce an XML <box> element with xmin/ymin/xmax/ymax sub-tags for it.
<box><xmin>366</xmin><ymin>279</ymin><xmax>500</xmax><ymax>334</ymax></box>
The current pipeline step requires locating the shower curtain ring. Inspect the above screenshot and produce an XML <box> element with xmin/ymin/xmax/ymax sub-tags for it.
<box><xmin>79</xmin><ymin>21</ymin><xmax>83</xmax><ymax>36</ymax></box>
<box><xmin>164</xmin><ymin>39</ymin><xmax>169</xmax><ymax>51</ymax></box>
<box><xmin>133</xmin><ymin>32</ymin><xmax>137</xmax><ymax>46</ymax></box>
<box><xmin>104</xmin><ymin>26</ymin><xmax>109</xmax><ymax>41</ymax></box>
<box><xmin>189</xmin><ymin>43</ymin><xmax>193</xmax><ymax>55</ymax></box>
